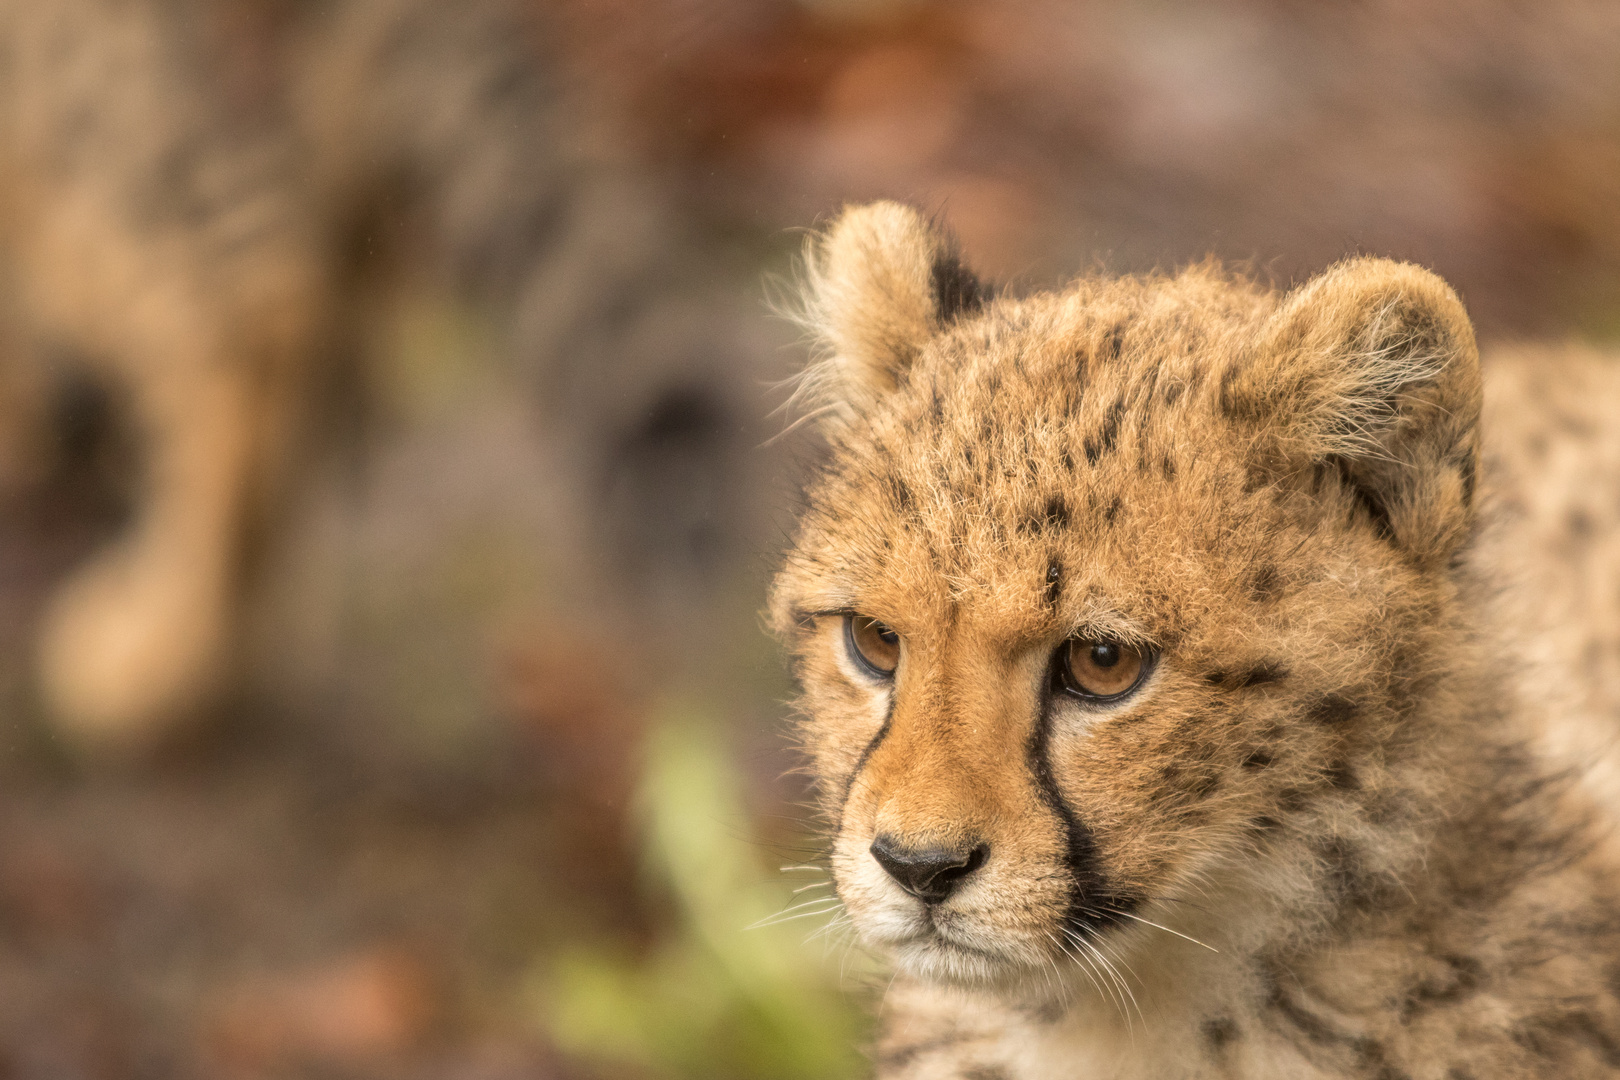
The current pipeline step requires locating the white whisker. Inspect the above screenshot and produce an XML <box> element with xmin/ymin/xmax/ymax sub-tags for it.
<box><xmin>1105</xmin><ymin>908</ymin><xmax>1219</xmax><ymax>953</ymax></box>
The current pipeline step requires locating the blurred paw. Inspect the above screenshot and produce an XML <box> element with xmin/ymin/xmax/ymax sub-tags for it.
<box><xmin>36</xmin><ymin>542</ymin><xmax>230</xmax><ymax>751</ymax></box>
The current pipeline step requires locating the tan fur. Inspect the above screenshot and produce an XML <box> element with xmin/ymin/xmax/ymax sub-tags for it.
<box><xmin>773</xmin><ymin>201</ymin><xmax>1620</xmax><ymax>1078</ymax></box>
<box><xmin>0</xmin><ymin>0</ymin><xmax>732</xmax><ymax>747</ymax></box>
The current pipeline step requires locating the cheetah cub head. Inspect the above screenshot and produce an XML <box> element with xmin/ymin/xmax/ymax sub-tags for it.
<box><xmin>771</xmin><ymin>202</ymin><xmax>1482</xmax><ymax>994</ymax></box>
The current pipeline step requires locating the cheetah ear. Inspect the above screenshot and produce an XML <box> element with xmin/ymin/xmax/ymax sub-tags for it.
<box><xmin>1235</xmin><ymin>257</ymin><xmax>1483</xmax><ymax>567</ymax></box>
<box><xmin>793</xmin><ymin>201</ymin><xmax>984</xmax><ymax>423</ymax></box>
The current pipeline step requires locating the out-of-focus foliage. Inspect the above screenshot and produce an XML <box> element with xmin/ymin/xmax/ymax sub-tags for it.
<box><xmin>544</xmin><ymin>700</ymin><xmax>869</xmax><ymax>1080</ymax></box>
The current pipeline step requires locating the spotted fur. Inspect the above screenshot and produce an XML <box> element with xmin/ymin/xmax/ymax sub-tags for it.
<box><xmin>772</xmin><ymin>202</ymin><xmax>1620</xmax><ymax>1079</ymax></box>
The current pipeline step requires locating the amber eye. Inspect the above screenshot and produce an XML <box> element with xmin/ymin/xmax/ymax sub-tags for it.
<box><xmin>1058</xmin><ymin>638</ymin><xmax>1151</xmax><ymax>701</ymax></box>
<box><xmin>845</xmin><ymin>615</ymin><xmax>900</xmax><ymax>677</ymax></box>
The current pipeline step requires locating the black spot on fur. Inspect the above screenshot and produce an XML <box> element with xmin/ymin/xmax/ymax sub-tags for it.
<box><xmin>1327</xmin><ymin>454</ymin><xmax>1395</xmax><ymax>542</ymax></box>
<box><xmin>1104</xmin><ymin>495</ymin><xmax>1122</xmax><ymax>525</ymax></box>
<box><xmin>1186</xmin><ymin>770</ymin><xmax>1221</xmax><ymax>799</ymax></box>
<box><xmin>878</xmin><ymin>1032</ymin><xmax>975</xmax><ymax>1072</ymax></box>
<box><xmin>888</xmin><ymin>474</ymin><xmax>913</xmax><ymax>511</ymax></box>
<box><xmin>931</xmin><ymin>251</ymin><xmax>984</xmax><ymax>322</ymax></box>
<box><xmin>1161</xmin><ymin>454</ymin><xmax>1177</xmax><ymax>481</ymax></box>
<box><xmin>1318</xmin><ymin>836</ymin><xmax>1375</xmax><ymax>911</ymax></box>
<box><xmin>1264</xmin><ymin>970</ymin><xmax>1410</xmax><ymax>1079</ymax></box>
<box><xmin>1512</xmin><ymin>1011</ymin><xmax>1620</xmax><ymax>1068</ymax></box>
<box><xmin>1082</xmin><ymin>399</ymin><xmax>1126</xmax><ymax>466</ymax></box>
<box><xmin>1250</xmin><ymin>815</ymin><xmax>1281</xmax><ymax>833</ymax></box>
<box><xmin>1456</xmin><ymin>449</ymin><xmax>1477</xmax><ymax>509</ymax></box>
<box><xmin>1100</xmin><ymin>398</ymin><xmax>1124</xmax><ymax>454</ymax></box>
<box><xmin>1401</xmin><ymin>955</ymin><xmax>1482</xmax><ymax>1020</ymax></box>
<box><xmin>1217</xmin><ymin>362</ymin><xmax>1252</xmax><ymax>421</ymax></box>
<box><xmin>1105</xmin><ymin>322</ymin><xmax>1124</xmax><ymax>361</ymax></box>
<box><xmin>1308</xmin><ymin>695</ymin><xmax>1360</xmax><ymax>726</ymax></box>
<box><xmin>1045</xmin><ymin>494</ymin><xmax>1069</xmax><ymax>529</ymax></box>
<box><xmin>1204</xmin><ymin>663</ymin><xmax>1288</xmax><ymax>690</ymax></box>
<box><xmin>1203</xmin><ymin>1017</ymin><xmax>1241</xmax><ymax>1050</ymax></box>
<box><xmin>1278</xmin><ymin>787</ymin><xmax>1310</xmax><ymax>812</ymax></box>
<box><xmin>1044</xmin><ymin>562</ymin><xmax>1063</xmax><ymax>605</ymax></box>
<box><xmin>1249</xmin><ymin>564</ymin><xmax>1281</xmax><ymax>603</ymax></box>
<box><xmin>1325</xmin><ymin>760</ymin><xmax>1360</xmax><ymax>790</ymax></box>
<box><xmin>1163</xmin><ymin>381</ymin><xmax>1184</xmax><ymax>406</ymax></box>
<box><xmin>1242</xmin><ymin>748</ymin><xmax>1275</xmax><ymax>769</ymax></box>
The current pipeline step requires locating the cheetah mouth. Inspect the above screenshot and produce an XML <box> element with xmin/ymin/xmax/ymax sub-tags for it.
<box><xmin>880</xmin><ymin>911</ymin><xmax>1069</xmax><ymax>987</ymax></box>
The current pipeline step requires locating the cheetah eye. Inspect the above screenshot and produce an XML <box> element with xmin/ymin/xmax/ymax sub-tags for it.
<box><xmin>845</xmin><ymin>615</ymin><xmax>900</xmax><ymax>678</ymax></box>
<box><xmin>1056</xmin><ymin>638</ymin><xmax>1153</xmax><ymax>702</ymax></box>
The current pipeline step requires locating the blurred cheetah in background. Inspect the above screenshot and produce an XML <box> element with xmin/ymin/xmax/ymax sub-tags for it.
<box><xmin>0</xmin><ymin>0</ymin><xmax>758</xmax><ymax>747</ymax></box>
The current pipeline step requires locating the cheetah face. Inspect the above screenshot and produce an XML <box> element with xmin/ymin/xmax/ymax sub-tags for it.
<box><xmin>772</xmin><ymin>204</ymin><xmax>1481</xmax><ymax>994</ymax></box>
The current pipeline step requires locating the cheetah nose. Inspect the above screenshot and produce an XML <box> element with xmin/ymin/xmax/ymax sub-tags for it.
<box><xmin>870</xmin><ymin>835</ymin><xmax>990</xmax><ymax>904</ymax></box>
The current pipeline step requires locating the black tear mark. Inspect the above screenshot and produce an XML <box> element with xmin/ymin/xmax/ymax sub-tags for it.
<box><xmin>932</xmin><ymin>251</ymin><xmax>985</xmax><ymax>322</ymax></box>
<box><xmin>1044</xmin><ymin>562</ymin><xmax>1063</xmax><ymax>605</ymax></box>
<box><xmin>836</xmin><ymin>695</ymin><xmax>895</xmax><ymax>835</ymax></box>
<box><xmin>1204</xmin><ymin>663</ymin><xmax>1289</xmax><ymax>690</ymax></box>
<box><xmin>1307</xmin><ymin>695</ymin><xmax>1360</xmax><ymax>726</ymax></box>
<box><xmin>1031</xmin><ymin>684</ymin><xmax>1137</xmax><ymax>941</ymax></box>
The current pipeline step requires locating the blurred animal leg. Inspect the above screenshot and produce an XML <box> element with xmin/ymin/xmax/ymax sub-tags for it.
<box><xmin>37</xmin><ymin>350</ymin><xmax>258</xmax><ymax>747</ymax></box>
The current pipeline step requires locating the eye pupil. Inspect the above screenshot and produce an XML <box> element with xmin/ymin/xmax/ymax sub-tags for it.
<box><xmin>1059</xmin><ymin>637</ymin><xmax>1150</xmax><ymax>701</ymax></box>
<box><xmin>846</xmin><ymin>615</ymin><xmax>901</xmax><ymax>677</ymax></box>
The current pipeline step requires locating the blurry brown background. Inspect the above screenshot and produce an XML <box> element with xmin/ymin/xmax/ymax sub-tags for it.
<box><xmin>0</xmin><ymin>0</ymin><xmax>1617</xmax><ymax>1077</ymax></box>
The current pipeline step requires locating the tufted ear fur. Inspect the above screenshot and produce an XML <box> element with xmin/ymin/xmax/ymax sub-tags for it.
<box><xmin>1228</xmin><ymin>258</ymin><xmax>1482</xmax><ymax>568</ymax></box>
<box><xmin>792</xmin><ymin>201</ymin><xmax>984</xmax><ymax>424</ymax></box>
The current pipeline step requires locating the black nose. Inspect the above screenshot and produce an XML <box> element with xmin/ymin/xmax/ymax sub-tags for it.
<box><xmin>869</xmin><ymin>835</ymin><xmax>989</xmax><ymax>904</ymax></box>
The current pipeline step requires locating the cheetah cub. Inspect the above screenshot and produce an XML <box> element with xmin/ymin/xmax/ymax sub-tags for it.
<box><xmin>771</xmin><ymin>202</ymin><xmax>1620</xmax><ymax>1078</ymax></box>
